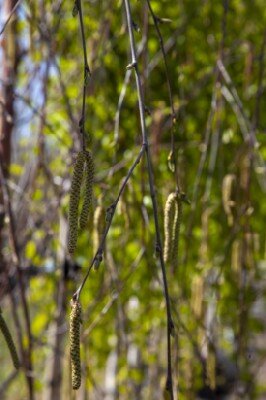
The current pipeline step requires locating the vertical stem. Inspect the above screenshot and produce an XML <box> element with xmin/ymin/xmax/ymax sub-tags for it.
<box><xmin>76</xmin><ymin>0</ymin><xmax>91</xmax><ymax>150</ymax></box>
<box><xmin>123</xmin><ymin>1</ymin><xmax>174</xmax><ymax>397</ymax></box>
<box><xmin>0</xmin><ymin>1</ymin><xmax>34</xmax><ymax>398</ymax></box>
<box><xmin>0</xmin><ymin>162</ymin><xmax>35</xmax><ymax>400</ymax></box>
<box><xmin>146</xmin><ymin>0</ymin><xmax>179</xmax><ymax>189</ymax></box>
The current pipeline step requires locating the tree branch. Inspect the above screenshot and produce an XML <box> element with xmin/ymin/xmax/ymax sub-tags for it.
<box><xmin>123</xmin><ymin>0</ymin><xmax>174</xmax><ymax>397</ymax></box>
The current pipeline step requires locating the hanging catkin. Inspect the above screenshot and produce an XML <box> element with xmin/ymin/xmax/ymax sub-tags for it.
<box><xmin>171</xmin><ymin>194</ymin><xmax>183</xmax><ymax>268</ymax></box>
<box><xmin>70</xmin><ymin>300</ymin><xmax>82</xmax><ymax>390</ymax></box>
<box><xmin>163</xmin><ymin>192</ymin><xmax>177</xmax><ymax>263</ymax></box>
<box><xmin>68</xmin><ymin>151</ymin><xmax>86</xmax><ymax>254</ymax></box>
<box><xmin>79</xmin><ymin>150</ymin><xmax>94</xmax><ymax>230</ymax></box>
<box><xmin>222</xmin><ymin>174</ymin><xmax>236</xmax><ymax>226</ymax></box>
<box><xmin>191</xmin><ymin>275</ymin><xmax>204</xmax><ymax>319</ymax></box>
<box><xmin>0</xmin><ymin>307</ymin><xmax>20</xmax><ymax>369</ymax></box>
<box><xmin>93</xmin><ymin>204</ymin><xmax>105</xmax><ymax>255</ymax></box>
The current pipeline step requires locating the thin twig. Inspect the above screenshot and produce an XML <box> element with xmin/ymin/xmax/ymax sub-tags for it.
<box><xmin>82</xmin><ymin>247</ymin><xmax>144</xmax><ymax>337</ymax></box>
<box><xmin>73</xmin><ymin>145</ymin><xmax>145</xmax><ymax>300</ymax></box>
<box><xmin>114</xmin><ymin>38</ymin><xmax>146</xmax><ymax>145</ymax></box>
<box><xmin>146</xmin><ymin>0</ymin><xmax>179</xmax><ymax>189</ymax></box>
<box><xmin>204</xmin><ymin>0</ymin><xmax>228</xmax><ymax>199</ymax></box>
<box><xmin>0</xmin><ymin>370</ymin><xmax>18</xmax><ymax>398</ymax></box>
<box><xmin>252</xmin><ymin>29</ymin><xmax>266</xmax><ymax>131</ymax></box>
<box><xmin>0</xmin><ymin>0</ymin><xmax>22</xmax><ymax>36</ymax></box>
<box><xmin>123</xmin><ymin>1</ymin><xmax>174</xmax><ymax>397</ymax></box>
<box><xmin>184</xmin><ymin>1</ymin><xmax>229</xmax><ymax>266</ymax></box>
<box><xmin>0</xmin><ymin>159</ymin><xmax>34</xmax><ymax>400</ymax></box>
<box><xmin>75</xmin><ymin>0</ymin><xmax>91</xmax><ymax>150</ymax></box>
<box><xmin>219</xmin><ymin>77</ymin><xmax>266</xmax><ymax>191</ymax></box>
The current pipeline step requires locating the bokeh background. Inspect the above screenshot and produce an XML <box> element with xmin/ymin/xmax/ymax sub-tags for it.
<box><xmin>0</xmin><ymin>0</ymin><xmax>266</xmax><ymax>399</ymax></box>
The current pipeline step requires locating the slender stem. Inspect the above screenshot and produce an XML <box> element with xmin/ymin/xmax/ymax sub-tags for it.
<box><xmin>76</xmin><ymin>0</ymin><xmax>91</xmax><ymax>150</ymax></box>
<box><xmin>74</xmin><ymin>146</ymin><xmax>145</xmax><ymax>300</ymax></box>
<box><xmin>123</xmin><ymin>0</ymin><xmax>174</xmax><ymax>397</ymax></box>
<box><xmin>146</xmin><ymin>0</ymin><xmax>179</xmax><ymax>188</ymax></box>
<box><xmin>252</xmin><ymin>29</ymin><xmax>266</xmax><ymax>132</ymax></box>
<box><xmin>0</xmin><ymin>159</ymin><xmax>34</xmax><ymax>400</ymax></box>
<box><xmin>0</xmin><ymin>0</ymin><xmax>22</xmax><ymax>36</ymax></box>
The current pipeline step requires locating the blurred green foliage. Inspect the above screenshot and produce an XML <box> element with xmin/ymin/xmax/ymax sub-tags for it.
<box><xmin>0</xmin><ymin>0</ymin><xmax>266</xmax><ymax>399</ymax></box>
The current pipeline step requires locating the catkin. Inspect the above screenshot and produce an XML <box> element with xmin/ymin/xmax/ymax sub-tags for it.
<box><xmin>93</xmin><ymin>205</ymin><xmax>105</xmax><ymax>255</ymax></box>
<box><xmin>0</xmin><ymin>308</ymin><xmax>20</xmax><ymax>369</ymax></box>
<box><xmin>171</xmin><ymin>194</ymin><xmax>183</xmax><ymax>268</ymax></box>
<box><xmin>191</xmin><ymin>275</ymin><xmax>204</xmax><ymax>318</ymax></box>
<box><xmin>163</xmin><ymin>192</ymin><xmax>177</xmax><ymax>263</ymax></box>
<box><xmin>70</xmin><ymin>300</ymin><xmax>82</xmax><ymax>390</ymax></box>
<box><xmin>79</xmin><ymin>150</ymin><xmax>94</xmax><ymax>230</ymax></box>
<box><xmin>222</xmin><ymin>174</ymin><xmax>236</xmax><ymax>226</ymax></box>
<box><xmin>231</xmin><ymin>240</ymin><xmax>241</xmax><ymax>273</ymax></box>
<box><xmin>68</xmin><ymin>151</ymin><xmax>86</xmax><ymax>254</ymax></box>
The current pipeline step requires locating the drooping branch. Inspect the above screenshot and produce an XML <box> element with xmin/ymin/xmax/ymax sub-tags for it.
<box><xmin>0</xmin><ymin>160</ymin><xmax>34</xmax><ymax>400</ymax></box>
<box><xmin>123</xmin><ymin>0</ymin><xmax>174</xmax><ymax>397</ymax></box>
<box><xmin>0</xmin><ymin>1</ymin><xmax>34</xmax><ymax>398</ymax></box>
<box><xmin>74</xmin><ymin>0</ymin><xmax>91</xmax><ymax>150</ymax></box>
<box><xmin>73</xmin><ymin>145</ymin><xmax>146</xmax><ymax>300</ymax></box>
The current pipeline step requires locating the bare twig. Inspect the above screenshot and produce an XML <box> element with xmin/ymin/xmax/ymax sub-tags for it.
<box><xmin>82</xmin><ymin>247</ymin><xmax>144</xmax><ymax>337</ymax></box>
<box><xmin>252</xmin><ymin>29</ymin><xmax>266</xmax><ymax>131</ymax></box>
<box><xmin>218</xmin><ymin>68</ymin><xmax>266</xmax><ymax>191</ymax></box>
<box><xmin>0</xmin><ymin>0</ymin><xmax>22</xmax><ymax>36</ymax></box>
<box><xmin>114</xmin><ymin>38</ymin><xmax>146</xmax><ymax>145</ymax></box>
<box><xmin>73</xmin><ymin>145</ymin><xmax>145</xmax><ymax>300</ymax></box>
<box><xmin>184</xmin><ymin>0</ymin><xmax>230</xmax><ymax>266</ymax></box>
<box><xmin>123</xmin><ymin>0</ymin><xmax>174</xmax><ymax>396</ymax></box>
<box><xmin>0</xmin><ymin>370</ymin><xmax>19</xmax><ymax>398</ymax></box>
<box><xmin>75</xmin><ymin>0</ymin><xmax>91</xmax><ymax>150</ymax></box>
<box><xmin>146</xmin><ymin>0</ymin><xmax>179</xmax><ymax>188</ymax></box>
<box><xmin>0</xmin><ymin>159</ymin><xmax>34</xmax><ymax>400</ymax></box>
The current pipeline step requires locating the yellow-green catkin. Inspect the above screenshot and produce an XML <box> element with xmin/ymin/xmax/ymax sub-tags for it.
<box><xmin>222</xmin><ymin>174</ymin><xmax>236</xmax><ymax>226</ymax></box>
<box><xmin>79</xmin><ymin>150</ymin><xmax>94</xmax><ymax>230</ymax></box>
<box><xmin>231</xmin><ymin>239</ymin><xmax>241</xmax><ymax>274</ymax></box>
<box><xmin>163</xmin><ymin>192</ymin><xmax>177</xmax><ymax>263</ymax></box>
<box><xmin>0</xmin><ymin>307</ymin><xmax>20</xmax><ymax>369</ymax></box>
<box><xmin>70</xmin><ymin>300</ymin><xmax>82</xmax><ymax>390</ymax></box>
<box><xmin>93</xmin><ymin>204</ymin><xmax>105</xmax><ymax>255</ymax></box>
<box><xmin>68</xmin><ymin>151</ymin><xmax>86</xmax><ymax>254</ymax></box>
<box><xmin>191</xmin><ymin>275</ymin><xmax>204</xmax><ymax>319</ymax></box>
<box><xmin>171</xmin><ymin>194</ymin><xmax>183</xmax><ymax>268</ymax></box>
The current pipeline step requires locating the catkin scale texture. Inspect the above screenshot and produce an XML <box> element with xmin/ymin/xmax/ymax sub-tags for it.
<box><xmin>79</xmin><ymin>150</ymin><xmax>94</xmax><ymax>230</ymax></box>
<box><xmin>163</xmin><ymin>193</ymin><xmax>177</xmax><ymax>263</ymax></box>
<box><xmin>0</xmin><ymin>309</ymin><xmax>20</xmax><ymax>369</ymax></box>
<box><xmin>68</xmin><ymin>151</ymin><xmax>86</xmax><ymax>254</ymax></box>
<box><xmin>70</xmin><ymin>300</ymin><xmax>82</xmax><ymax>390</ymax></box>
<box><xmin>171</xmin><ymin>197</ymin><xmax>182</xmax><ymax>268</ymax></box>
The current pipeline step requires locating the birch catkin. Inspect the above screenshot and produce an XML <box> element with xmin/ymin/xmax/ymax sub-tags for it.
<box><xmin>163</xmin><ymin>192</ymin><xmax>177</xmax><ymax>263</ymax></box>
<box><xmin>79</xmin><ymin>150</ymin><xmax>94</xmax><ymax>230</ymax></box>
<box><xmin>171</xmin><ymin>194</ymin><xmax>183</xmax><ymax>268</ymax></box>
<box><xmin>0</xmin><ymin>307</ymin><xmax>20</xmax><ymax>369</ymax></box>
<box><xmin>70</xmin><ymin>300</ymin><xmax>82</xmax><ymax>390</ymax></box>
<box><xmin>222</xmin><ymin>174</ymin><xmax>236</xmax><ymax>226</ymax></box>
<box><xmin>93</xmin><ymin>204</ymin><xmax>105</xmax><ymax>255</ymax></box>
<box><xmin>68</xmin><ymin>151</ymin><xmax>86</xmax><ymax>254</ymax></box>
